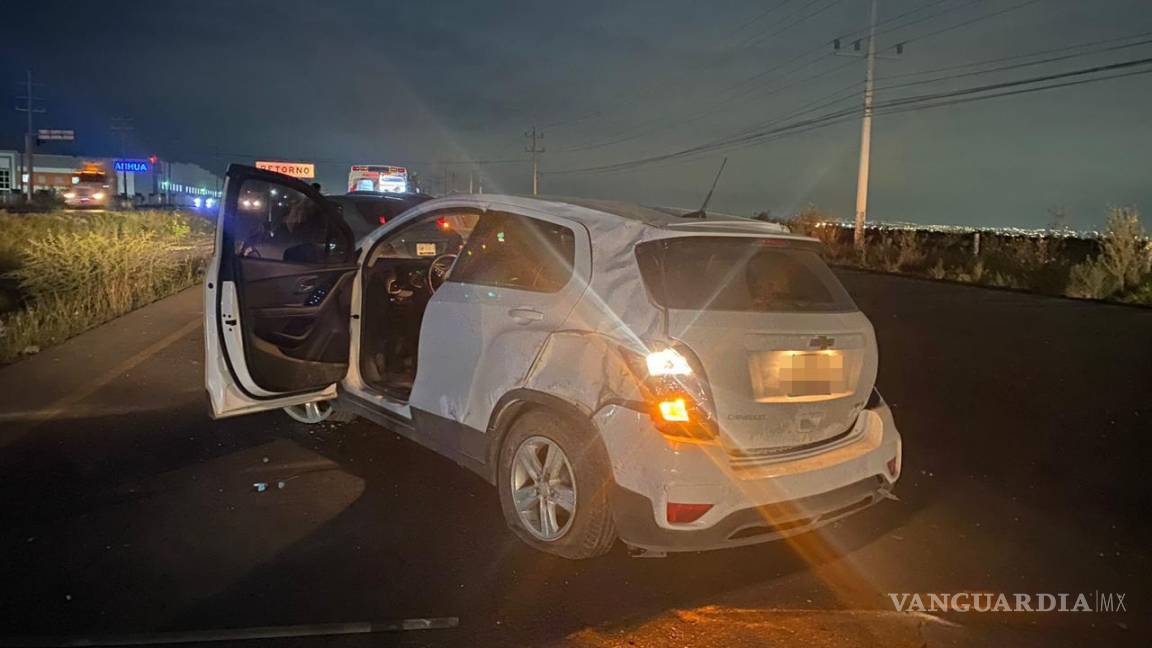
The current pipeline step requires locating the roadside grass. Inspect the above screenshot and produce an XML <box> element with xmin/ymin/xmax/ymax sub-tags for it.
<box><xmin>784</xmin><ymin>207</ymin><xmax>1152</xmax><ymax>306</ymax></box>
<box><xmin>0</xmin><ymin>210</ymin><xmax>213</xmax><ymax>363</ymax></box>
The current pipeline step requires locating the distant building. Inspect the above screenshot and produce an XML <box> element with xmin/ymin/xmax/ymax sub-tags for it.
<box><xmin>0</xmin><ymin>150</ymin><xmax>222</xmax><ymax>208</ymax></box>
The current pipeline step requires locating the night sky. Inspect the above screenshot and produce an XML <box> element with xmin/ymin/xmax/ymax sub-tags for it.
<box><xmin>2</xmin><ymin>0</ymin><xmax>1150</xmax><ymax>229</ymax></box>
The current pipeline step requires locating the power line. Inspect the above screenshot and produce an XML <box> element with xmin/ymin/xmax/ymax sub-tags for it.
<box><xmin>550</xmin><ymin>0</ymin><xmax>947</xmax><ymax>151</ymax></box>
<box><xmin>532</xmin><ymin>1</ymin><xmax>817</xmax><ymax>131</ymax></box>
<box><xmin>869</xmin><ymin>0</ymin><xmax>983</xmax><ymax>42</ymax></box>
<box><xmin>834</xmin><ymin>0</ymin><xmax>953</xmax><ymax>42</ymax></box>
<box><xmin>875</xmin><ymin>35</ymin><xmax>1152</xmax><ymax>92</ymax></box>
<box><xmin>883</xmin><ymin>28</ymin><xmax>1152</xmax><ymax>80</ymax></box>
<box><xmin>548</xmin><ymin>0</ymin><xmax>1057</xmax><ymax>174</ymax></box>
<box><xmin>545</xmin><ymin>54</ymin><xmax>1152</xmax><ymax>175</ymax></box>
<box><xmin>729</xmin><ymin>0</ymin><xmax>797</xmax><ymax>40</ymax></box>
<box><xmin>540</xmin><ymin>0</ymin><xmax>851</xmax><ymax>131</ymax></box>
<box><xmin>740</xmin><ymin>0</ymin><xmax>848</xmax><ymax>48</ymax></box>
<box><xmin>554</xmin><ymin>57</ymin><xmax>861</xmax><ymax>153</ymax></box>
<box><xmin>885</xmin><ymin>0</ymin><xmax>1045</xmax><ymax>49</ymax></box>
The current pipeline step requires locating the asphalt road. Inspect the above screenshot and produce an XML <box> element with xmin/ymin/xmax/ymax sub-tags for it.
<box><xmin>0</xmin><ymin>270</ymin><xmax>1149</xmax><ymax>647</ymax></box>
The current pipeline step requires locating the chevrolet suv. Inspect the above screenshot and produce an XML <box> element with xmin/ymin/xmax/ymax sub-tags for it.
<box><xmin>204</xmin><ymin>164</ymin><xmax>902</xmax><ymax>558</ymax></box>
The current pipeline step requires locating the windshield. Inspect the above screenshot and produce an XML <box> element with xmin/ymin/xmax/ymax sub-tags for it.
<box><xmin>331</xmin><ymin>196</ymin><xmax>423</xmax><ymax>238</ymax></box>
<box><xmin>76</xmin><ymin>172</ymin><xmax>106</xmax><ymax>184</ymax></box>
<box><xmin>635</xmin><ymin>237</ymin><xmax>855</xmax><ymax>312</ymax></box>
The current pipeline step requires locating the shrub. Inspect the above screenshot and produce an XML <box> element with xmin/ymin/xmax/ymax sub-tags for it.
<box><xmin>1098</xmin><ymin>207</ymin><xmax>1150</xmax><ymax>294</ymax></box>
<box><xmin>952</xmin><ymin>258</ymin><xmax>986</xmax><ymax>284</ymax></box>
<box><xmin>928</xmin><ymin>258</ymin><xmax>947</xmax><ymax>280</ymax></box>
<box><xmin>987</xmin><ymin>271</ymin><xmax>1027</xmax><ymax>289</ymax></box>
<box><xmin>1064</xmin><ymin>207</ymin><xmax>1151</xmax><ymax>300</ymax></box>
<box><xmin>863</xmin><ymin>236</ymin><xmax>900</xmax><ymax>272</ymax></box>
<box><xmin>0</xmin><ymin>210</ymin><xmax>210</xmax><ymax>274</ymax></box>
<box><xmin>1066</xmin><ymin>260</ymin><xmax>1114</xmax><ymax>299</ymax></box>
<box><xmin>786</xmin><ymin>205</ymin><xmax>850</xmax><ymax>261</ymax></box>
<box><xmin>894</xmin><ymin>230</ymin><xmax>927</xmax><ymax>272</ymax></box>
<box><xmin>1122</xmin><ymin>280</ymin><xmax>1152</xmax><ymax>305</ymax></box>
<box><xmin>0</xmin><ymin>213</ymin><xmax>211</xmax><ymax>363</ymax></box>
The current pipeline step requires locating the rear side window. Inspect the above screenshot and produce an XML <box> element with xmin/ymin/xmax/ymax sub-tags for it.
<box><xmin>448</xmin><ymin>212</ymin><xmax>576</xmax><ymax>293</ymax></box>
<box><xmin>635</xmin><ymin>237</ymin><xmax>855</xmax><ymax>312</ymax></box>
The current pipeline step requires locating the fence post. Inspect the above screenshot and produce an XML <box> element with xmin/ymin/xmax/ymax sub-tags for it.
<box><xmin>973</xmin><ymin>231</ymin><xmax>981</xmax><ymax>257</ymax></box>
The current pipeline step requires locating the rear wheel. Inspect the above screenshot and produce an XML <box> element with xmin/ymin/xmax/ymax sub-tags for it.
<box><xmin>283</xmin><ymin>400</ymin><xmax>356</xmax><ymax>424</ymax></box>
<box><xmin>497</xmin><ymin>409</ymin><xmax>616</xmax><ymax>559</ymax></box>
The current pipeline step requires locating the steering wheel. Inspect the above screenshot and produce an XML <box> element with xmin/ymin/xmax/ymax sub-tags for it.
<box><xmin>428</xmin><ymin>254</ymin><xmax>457</xmax><ymax>293</ymax></box>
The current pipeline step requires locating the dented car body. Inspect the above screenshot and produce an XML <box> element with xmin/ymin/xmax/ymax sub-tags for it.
<box><xmin>205</xmin><ymin>164</ymin><xmax>902</xmax><ymax>558</ymax></box>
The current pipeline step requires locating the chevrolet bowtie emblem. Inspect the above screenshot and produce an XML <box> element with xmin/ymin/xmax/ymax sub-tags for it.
<box><xmin>809</xmin><ymin>335</ymin><xmax>835</xmax><ymax>350</ymax></box>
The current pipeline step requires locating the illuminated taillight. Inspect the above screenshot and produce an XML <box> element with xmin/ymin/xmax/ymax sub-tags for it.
<box><xmin>657</xmin><ymin>398</ymin><xmax>690</xmax><ymax>422</ymax></box>
<box><xmin>378</xmin><ymin>215</ymin><xmax>388</xmax><ymax>224</ymax></box>
<box><xmin>622</xmin><ymin>343</ymin><xmax>718</xmax><ymax>443</ymax></box>
<box><xmin>667</xmin><ymin>502</ymin><xmax>712</xmax><ymax>524</ymax></box>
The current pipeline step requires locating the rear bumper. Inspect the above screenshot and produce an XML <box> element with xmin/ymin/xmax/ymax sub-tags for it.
<box><xmin>612</xmin><ymin>475</ymin><xmax>891</xmax><ymax>552</ymax></box>
<box><xmin>594</xmin><ymin>400</ymin><xmax>901</xmax><ymax>553</ymax></box>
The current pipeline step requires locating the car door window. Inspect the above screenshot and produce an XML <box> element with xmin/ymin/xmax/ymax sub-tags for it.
<box><xmin>230</xmin><ymin>179</ymin><xmax>349</xmax><ymax>264</ymax></box>
<box><xmin>367</xmin><ymin>211</ymin><xmax>479</xmax><ymax>265</ymax></box>
<box><xmin>447</xmin><ymin>212</ymin><xmax>575</xmax><ymax>293</ymax></box>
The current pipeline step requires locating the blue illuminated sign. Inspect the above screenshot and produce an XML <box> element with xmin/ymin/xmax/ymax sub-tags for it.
<box><xmin>113</xmin><ymin>159</ymin><xmax>151</xmax><ymax>173</ymax></box>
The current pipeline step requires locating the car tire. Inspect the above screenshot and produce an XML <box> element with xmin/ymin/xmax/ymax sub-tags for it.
<box><xmin>282</xmin><ymin>400</ymin><xmax>357</xmax><ymax>425</ymax></box>
<box><xmin>497</xmin><ymin>408</ymin><xmax>617</xmax><ymax>559</ymax></box>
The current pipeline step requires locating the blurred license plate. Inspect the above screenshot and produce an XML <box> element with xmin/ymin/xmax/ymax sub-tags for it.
<box><xmin>748</xmin><ymin>350</ymin><xmax>848</xmax><ymax>401</ymax></box>
<box><xmin>783</xmin><ymin>352</ymin><xmax>839</xmax><ymax>396</ymax></box>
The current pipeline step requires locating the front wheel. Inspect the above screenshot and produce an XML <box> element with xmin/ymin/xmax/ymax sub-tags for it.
<box><xmin>497</xmin><ymin>409</ymin><xmax>617</xmax><ymax>559</ymax></box>
<box><xmin>283</xmin><ymin>400</ymin><xmax>356</xmax><ymax>424</ymax></box>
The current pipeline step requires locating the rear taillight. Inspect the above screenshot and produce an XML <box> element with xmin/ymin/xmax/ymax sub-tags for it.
<box><xmin>657</xmin><ymin>397</ymin><xmax>690</xmax><ymax>422</ymax></box>
<box><xmin>621</xmin><ymin>344</ymin><xmax>718</xmax><ymax>443</ymax></box>
<box><xmin>667</xmin><ymin>502</ymin><xmax>713</xmax><ymax>524</ymax></box>
<box><xmin>378</xmin><ymin>215</ymin><xmax>388</xmax><ymax>224</ymax></box>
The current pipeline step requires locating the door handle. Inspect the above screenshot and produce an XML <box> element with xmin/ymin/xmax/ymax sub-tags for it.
<box><xmin>507</xmin><ymin>307</ymin><xmax>544</xmax><ymax>323</ymax></box>
<box><xmin>294</xmin><ymin>276</ymin><xmax>319</xmax><ymax>294</ymax></box>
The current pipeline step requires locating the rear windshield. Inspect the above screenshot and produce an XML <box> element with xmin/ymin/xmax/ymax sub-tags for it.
<box><xmin>635</xmin><ymin>237</ymin><xmax>855</xmax><ymax>312</ymax></box>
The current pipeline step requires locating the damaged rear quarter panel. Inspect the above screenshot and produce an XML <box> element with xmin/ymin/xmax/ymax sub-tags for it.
<box><xmin>521</xmin><ymin>331</ymin><xmax>647</xmax><ymax>421</ymax></box>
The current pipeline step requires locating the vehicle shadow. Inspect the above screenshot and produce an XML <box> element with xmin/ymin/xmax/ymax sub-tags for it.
<box><xmin>164</xmin><ymin>416</ymin><xmax>927</xmax><ymax>646</ymax></box>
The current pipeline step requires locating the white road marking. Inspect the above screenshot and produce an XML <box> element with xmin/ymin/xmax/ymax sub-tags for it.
<box><xmin>0</xmin><ymin>618</ymin><xmax>460</xmax><ymax>646</ymax></box>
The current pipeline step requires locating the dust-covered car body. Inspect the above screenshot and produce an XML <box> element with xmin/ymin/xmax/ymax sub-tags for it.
<box><xmin>204</xmin><ymin>165</ymin><xmax>901</xmax><ymax>558</ymax></box>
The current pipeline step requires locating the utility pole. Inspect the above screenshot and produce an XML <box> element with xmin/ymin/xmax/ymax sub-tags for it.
<box><xmin>524</xmin><ymin>126</ymin><xmax>544</xmax><ymax>195</ymax></box>
<box><xmin>15</xmin><ymin>70</ymin><xmax>46</xmax><ymax>200</ymax></box>
<box><xmin>853</xmin><ymin>0</ymin><xmax>878</xmax><ymax>253</ymax></box>
<box><xmin>833</xmin><ymin>0</ymin><xmax>902</xmax><ymax>252</ymax></box>
<box><xmin>110</xmin><ymin>117</ymin><xmax>134</xmax><ymax>197</ymax></box>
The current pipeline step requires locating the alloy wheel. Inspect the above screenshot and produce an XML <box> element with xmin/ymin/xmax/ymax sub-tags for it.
<box><xmin>283</xmin><ymin>400</ymin><xmax>334</xmax><ymax>424</ymax></box>
<box><xmin>510</xmin><ymin>436</ymin><xmax>578</xmax><ymax>541</ymax></box>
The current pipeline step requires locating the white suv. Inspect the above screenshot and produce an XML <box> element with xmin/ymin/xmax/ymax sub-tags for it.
<box><xmin>205</xmin><ymin>165</ymin><xmax>902</xmax><ymax>559</ymax></box>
